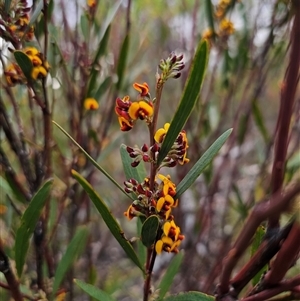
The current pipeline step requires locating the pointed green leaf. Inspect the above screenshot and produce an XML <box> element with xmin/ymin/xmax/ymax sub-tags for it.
<box><xmin>176</xmin><ymin>129</ymin><xmax>232</xmax><ymax>198</ymax></box>
<box><xmin>251</xmin><ymin>99</ymin><xmax>269</xmax><ymax>144</ymax></box>
<box><xmin>80</xmin><ymin>13</ymin><xmax>89</xmax><ymax>39</ymax></box>
<box><xmin>71</xmin><ymin>170</ymin><xmax>144</xmax><ymax>273</ymax></box>
<box><xmin>87</xmin><ymin>26</ymin><xmax>111</xmax><ymax>96</ymax></box>
<box><xmin>4</xmin><ymin>172</ymin><xmax>28</xmax><ymax>203</ymax></box>
<box><xmin>251</xmin><ymin>225</ymin><xmax>267</xmax><ymax>286</ymax></box>
<box><xmin>163</xmin><ymin>291</ymin><xmax>214</xmax><ymax>301</ymax></box>
<box><xmin>141</xmin><ymin>216</ymin><xmax>159</xmax><ymax>247</ymax></box>
<box><xmin>15</xmin><ymin>179</ymin><xmax>53</xmax><ymax>277</ymax></box>
<box><xmin>137</xmin><ymin>218</ymin><xmax>146</xmax><ymax>265</ymax></box>
<box><xmin>52</xmin><ymin>226</ymin><xmax>89</xmax><ymax>295</ymax></box>
<box><xmin>99</xmin><ymin>0</ymin><xmax>122</xmax><ymax>40</ymax></box>
<box><xmin>74</xmin><ymin>279</ymin><xmax>116</xmax><ymax>301</ymax></box>
<box><xmin>157</xmin><ymin>40</ymin><xmax>209</xmax><ymax>165</ymax></box>
<box><xmin>120</xmin><ymin>144</ymin><xmax>147</xmax><ymax>183</ymax></box>
<box><xmin>94</xmin><ymin>76</ymin><xmax>112</xmax><ymax>100</ymax></box>
<box><xmin>158</xmin><ymin>252</ymin><xmax>184</xmax><ymax>300</ymax></box>
<box><xmin>204</xmin><ymin>0</ymin><xmax>215</xmax><ymax>37</ymax></box>
<box><xmin>29</xmin><ymin>0</ymin><xmax>43</xmax><ymax>26</ymax></box>
<box><xmin>14</xmin><ymin>51</ymin><xmax>33</xmax><ymax>80</ymax></box>
<box><xmin>237</xmin><ymin>114</ymin><xmax>249</xmax><ymax>145</ymax></box>
<box><xmin>53</xmin><ymin>121</ymin><xmax>132</xmax><ymax>201</ymax></box>
<box><xmin>115</xmin><ymin>34</ymin><xmax>130</xmax><ymax>91</ymax></box>
<box><xmin>4</xmin><ymin>0</ymin><xmax>12</xmax><ymax>13</ymax></box>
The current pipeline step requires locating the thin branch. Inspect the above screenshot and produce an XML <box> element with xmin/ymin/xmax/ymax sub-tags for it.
<box><xmin>269</xmin><ymin>0</ymin><xmax>300</xmax><ymax>228</ymax></box>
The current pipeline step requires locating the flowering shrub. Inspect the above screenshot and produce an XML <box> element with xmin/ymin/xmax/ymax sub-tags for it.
<box><xmin>0</xmin><ymin>1</ymin><xmax>299</xmax><ymax>301</ymax></box>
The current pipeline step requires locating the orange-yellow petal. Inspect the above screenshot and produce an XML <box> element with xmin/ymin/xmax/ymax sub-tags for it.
<box><xmin>31</xmin><ymin>66</ymin><xmax>47</xmax><ymax>80</ymax></box>
<box><xmin>155</xmin><ymin>240</ymin><xmax>163</xmax><ymax>254</ymax></box>
<box><xmin>154</xmin><ymin>123</ymin><xmax>170</xmax><ymax>143</ymax></box>
<box><xmin>24</xmin><ymin>47</ymin><xmax>39</xmax><ymax>56</ymax></box>
<box><xmin>128</xmin><ymin>101</ymin><xmax>153</xmax><ymax>120</ymax></box>
<box><xmin>133</xmin><ymin>82</ymin><xmax>149</xmax><ymax>96</ymax></box>
<box><xmin>118</xmin><ymin>116</ymin><xmax>133</xmax><ymax>131</ymax></box>
<box><xmin>84</xmin><ymin>98</ymin><xmax>99</xmax><ymax>110</ymax></box>
<box><xmin>156</xmin><ymin>197</ymin><xmax>165</xmax><ymax>212</ymax></box>
<box><xmin>164</xmin><ymin>194</ymin><xmax>174</xmax><ymax>206</ymax></box>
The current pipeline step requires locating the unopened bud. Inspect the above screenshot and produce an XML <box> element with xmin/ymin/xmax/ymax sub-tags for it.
<box><xmin>143</xmin><ymin>154</ymin><xmax>150</xmax><ymax>162</ymax></box>
<box><xmin>176</xmin><ymin>54</ymin><xmax>184</xmax><ymax>61</ymax></box>
<box><xmin>141</xmin><ymin>143</ymin><xmax>148</xmax><ymax>152</ymax></box>
<box><xmin>126</xmin><ymin>146</ymin><xmax>134</xmax><ymax>153</ymax></box>
<box><xmin>131</xmin><ymin>161</ymin><xmax>140</xmax><ymax>167</ymax></box>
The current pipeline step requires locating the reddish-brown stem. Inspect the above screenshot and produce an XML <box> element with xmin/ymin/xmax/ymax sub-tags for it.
<box><xmin>241</xmin><ymin>275</ymin><xmax>300</xmax><ymax>301</ymax></box>
<box><xmin>231</xmin><ymin>220</ymin><xmax>294</xmax><ymax>294</ymax></box>
<box><xmin>218</xmin><ymin>183</ymin><xmax>300</xmax><ymax>295</ymax></box>
<box><xmin>149</xmin><ymin>79</ymin><xmax>164</xmax><ymax>189</ymax></box>
<box><xmin>143</xmin><ymin>248</ymin><xmax>157</xmax><ymax>301</ymax></box>
<box><xmin>269</xmin><ymin>0</ymin><xmax>300</xmax><ymax>228</ymax></box>
<box><xmin>264</xmin><ymin>222</ymin><xmax>300</xmax><ymax>285</ymax></box>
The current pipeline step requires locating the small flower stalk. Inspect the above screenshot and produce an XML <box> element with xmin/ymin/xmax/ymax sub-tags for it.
<box><xmin>116</xmin><ymin>53</ymin><xmax>188</xmax><ymax>259</ymax></box>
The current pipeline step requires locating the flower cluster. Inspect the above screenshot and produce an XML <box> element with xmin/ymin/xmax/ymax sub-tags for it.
<box><xmin>154</xmin><ymin>123</ymin><xmax>189</xmax><ymax>166</ymax></box>
<box><xmin>4</xmin><ymin>63</ymin><xmax>25</xmax><ymax>86</ymax></box>
<box><xmin>124</xmin><ymin>174</ymin><xmax>184</xmax><ymax>254</ymax></box>
<box><xmin>4</xmin><ymin>47</ymin><xmax>50</xmax><ymax>86</ymax></box>
<box><xmin>158</xmin><ymin>53</ymin><xmax>185</xmax><ymax>82</ymax></box>
<box><xmin>155</xmin><ymin>220</ymin><xmax>184</xmax><ymax>254</ymax></box>
<box><xmin>115</xmin><ymin>83</ymin><xmax>153</xmax><ymax>131</ymax></box>
<box><xmin>0</xmin><ymin>0</ymin><xmax>34</xmax><ymax>43</ymax></box>
<box><xmin>202</xmin><ymin>0</ymin><xmax>235</xmax><ymax>42</ymax></box>
<box><xmin>24</xmin><ymin>47</ymin><xmax>50</xmax><ymax>80</ymax></box>
<box><xmin>116</xmin><ymin>53</ymin><xmax>187</xmax><ymax>255</ymax></box>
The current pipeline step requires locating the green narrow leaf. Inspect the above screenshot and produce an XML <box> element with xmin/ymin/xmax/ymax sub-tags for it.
<box><xmin>158</xmin><ymin>252</ymin><xmax>184</xmax><ymax>300</ymax></box>
<box><xmin>137</xmin><ymin>218</ymin><xmax>146</xmax><ymax>265</ymax></box>
<box><xmin>99</xmin><ymin>0</ymin><xmax>122</xmax><ymax>40</ymax></box>
<box><xmin>163</xmin><ymin>291</ymin><xmax>214</xmax><ymax>301</ymax></box>
<box><xmin>53</xmin><ymin>121</ymin><xmax>132</xmax><ymax>201</ymax></box>
<box><xmin>74</xmin><ymin>279</ymin><xmax>116</xmax><ymax>301</ymax></box>
<box><xmin>29</xmin><ymin>0</ymin><xmax>43</xmax><ymax>26</ymax></box>
<box><xmin>237</xmin><ymin>114</ymin><xmax>249</xmax><ymax>145</ymax></box>
<box><xmin>87</xmin><ymin>26</ymin><xmax>111</xmax><ymax>96</ymax></box>
<box><xmin>120</xmin><ymin>144</ymin><xmax>147</xmax><ymax>183</ymax></box>
<box><xmin>141</xmin><ymin>216</ymin><xmax>159</xmax><ymax>247</ymax></box>
<box><xmin>52</xmin><ymin>226</ymin><xmax>89</xmax><ymax>295</ymax></box>
<box><xmin>251</xmin><ymin>99</ymin><xmax>269</xmax><ymax>144</ymax></box>
<box><xmin>80</xmin><ymin>13</ymin><xmax>89</xmax><ymax>39</ymax></box>
<box><xmin>15</xmin><ymin>179</ymin><xmax>53</xmax><ymax>277</ymax></box>
<box><xmin>94</xmin><ymin>76</ymin><xmax>112</xmax><ymax>100</ymax></box>
<box><xmin>4</xmin><ymin>0</ymin><xmax>12</xmax><ymax>13</ymax></box>
<box><xmin>14</xmin><ymin>51</ymin><xmax>33</xmax><ymax>80</ymax></box>
<box><xmin>4</xmin><ymin>172</ymin><xmax>28</xmax><ymax>204</ymax></box>
<box><xmin>115</xmin><ymin>34</ymin><xmax>130</xmax><ymax>91</ymax></box>
<box><xmin>157</xmin><ymin>40</ymin><xmax>209</xmax><ymax>165</ymax></box>
<box><xmin>176</xmin><ymin>129</ymin><xmax>232</xmax><ymax>198</ymax></box>
<box><xmin>251</xmin><ymin>225</ymin><xmax>267</xmax><ymax>286</ymax></box>
<box><xmin>204</xmin><ymin>0</ymin><xmax>215</xmax><ymax>37</ymax></box>
<box><xmin>71</xmin><ymin>170</ymin><xmax>144</xmax><ymax>273</ymax></box>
